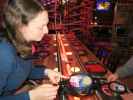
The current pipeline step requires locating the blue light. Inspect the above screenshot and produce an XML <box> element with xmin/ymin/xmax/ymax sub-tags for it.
<box><xmin>96</xmin><ymin>0</ymin><xmax>111</xmax><ymax>12</ymax></box>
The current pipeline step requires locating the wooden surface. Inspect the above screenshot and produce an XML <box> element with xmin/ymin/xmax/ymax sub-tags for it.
<box><xmin>31</xmin><ymin>34</ymin><xmax>133</xmax><ymax>100</ymax></box>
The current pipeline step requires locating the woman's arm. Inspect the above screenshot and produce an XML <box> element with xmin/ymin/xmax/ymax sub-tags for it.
<box><xmin>28</xmin><ymin>65</ymin><xmax>46</xmax><ymax>80</ymax></box>
<box><xmin>0</xmin><ymin>92</ymin><xmax>29</xmax><ymax>100</ymax></box>
<box><xmin>0</xmin><ymin>42</ymin><xmax>15</xmax><ymax>95</ymax></box>
<box><xmin>0</xmin><ymin>42</ymin><xmax>30</xmax><ymax>100</ymax></box>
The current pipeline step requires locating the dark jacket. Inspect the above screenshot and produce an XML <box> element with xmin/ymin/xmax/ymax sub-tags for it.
<box><xmin>0</xmin><ymin>39</ymin><xmax>45</xmax><ymax>100</ymax></box>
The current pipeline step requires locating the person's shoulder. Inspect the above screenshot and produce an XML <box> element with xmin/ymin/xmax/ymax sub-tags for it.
<box><xmin>0</xmin><ymin>40</ymin><xmax>16</xmax><ymax>74</ymax></box>
<box><xmin>0</xmin><ymin>40</ymin><xmax>14</xmax><ymax>51</ymax></box>
<box><xmin>0</xmin><ymin>40</ymin><xmax>16</xmax><ymax>61</ymax></box>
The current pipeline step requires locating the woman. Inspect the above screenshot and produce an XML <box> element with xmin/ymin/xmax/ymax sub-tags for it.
<box><xmin>0</xmin><ymin>0</ymin><xmax>67</xmax><ymax>100</ymax></box>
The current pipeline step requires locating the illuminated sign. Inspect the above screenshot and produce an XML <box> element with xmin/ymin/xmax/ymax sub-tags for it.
<box><xmin>96</xmin><ymin>0</ymin><xmax>111</xmax><ymax>11</ymax></box>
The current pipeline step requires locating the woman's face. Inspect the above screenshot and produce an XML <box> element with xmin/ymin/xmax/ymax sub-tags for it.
<box><xmin>21</xmin><ymin>11</ymin><xmax>49</xmax><ymax>42</ymax></box>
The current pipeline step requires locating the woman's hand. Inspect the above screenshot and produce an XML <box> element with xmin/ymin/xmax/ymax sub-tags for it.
<box><xmin>107</xmin><ymin>73</ymin><xmax>119</xmax><ymax>82</ymax></box>
<box><xmin>45</xmin><ymin>69</ymin><xmax>69</xmax><ymax>84</ymax></box>
<box><xmin>29</xmin><ymin>84</ymin><xmax>59</xmax><ymax>100</ymax></box>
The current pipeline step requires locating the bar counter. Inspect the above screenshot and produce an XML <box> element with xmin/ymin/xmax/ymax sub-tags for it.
<box><xmin>31</xmin><ymin>34</ymin><xmax>132</xmax><ymax>100</ymax></box>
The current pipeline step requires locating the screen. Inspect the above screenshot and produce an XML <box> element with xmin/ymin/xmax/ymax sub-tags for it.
<box><xmin>96</xmin><ymin>0</ymin><xmax>111</xmax><ymax>12</ymax></box>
